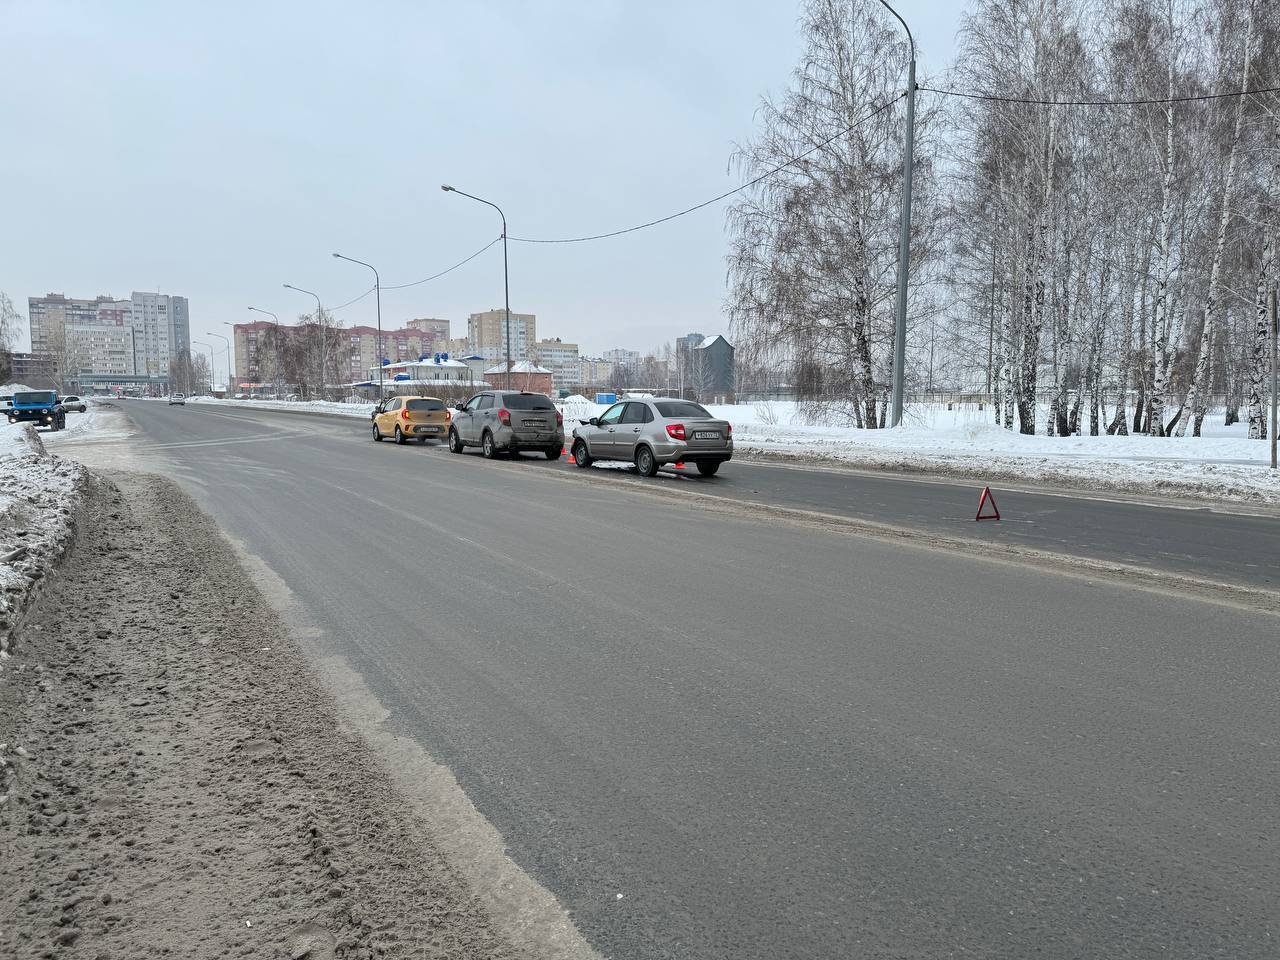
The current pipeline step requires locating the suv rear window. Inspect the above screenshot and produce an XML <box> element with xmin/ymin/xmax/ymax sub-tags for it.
<box><xmin>502</xmin><ymin>393</ymin><xmax>554</xmax><ymax>410</ymax></box>
<box><xmin>655</xmin><ymin>401</ymin><xmax>712</xmax><ymax>418</ymax></box>
<box><xmin>406</xmin><ymin>398</ymin><xmax>445</xmax><ymax>411</ymax></box>
<box><xmin>14</xmin><ymin>392</ymin><xmax>56</xmax><ymax>405</ymax></box>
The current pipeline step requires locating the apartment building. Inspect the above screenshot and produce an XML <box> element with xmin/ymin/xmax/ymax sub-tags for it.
<box><xmin>27</xmin><ymin>291</ymin><xmax>185</xmax><ymax>386</ymax></box>
<box><xmin>404</xmin><ymin>318</ymin><xmax>451</xmax><ymax>351</ymax></box>
<box><xmin>577</xmin><ymin>357</ymin><xmax>615</xmax><ymax>387</ymax></box>
<box><xmin>467</xmin><ymin>309</ymin><xmax>536</xmax><ymax>362</ymax></box>
<box><xmin>530</xmin><ymin>338</ymin><xmax>579</xmax><ymax>390</ymax></box>
<box><xmin>27</xmin><ymin>294</ymin><xmax>118</xmax><ymax>353</ymax></box>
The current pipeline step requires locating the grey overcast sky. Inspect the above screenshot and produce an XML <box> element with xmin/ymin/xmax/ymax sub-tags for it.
<box><xmin>1</xmin><ymin>0</ymin><xmax>962</xmax><ymax>356</ymax></box>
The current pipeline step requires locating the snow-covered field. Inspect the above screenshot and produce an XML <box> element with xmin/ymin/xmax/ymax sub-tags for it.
<box><xmin>0</xmin><ymin>422</ymin><xmax>88</xmax><ymax>658</ymax></box>
<box><xmin>150</xmin><ymin>394</ymin><xmax>1278</xmax><ymax>504</ymax></box>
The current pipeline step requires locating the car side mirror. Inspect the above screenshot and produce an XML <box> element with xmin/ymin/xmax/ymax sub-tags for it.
<box><xmin>455</xmin><ymin>403</ymin><xmax>466</xmax><ymax>411</ymax></box>
<box><xmin>587</xmin><ymin>417</ymin><xmax>599</xmax><ymax>426</ymax></box>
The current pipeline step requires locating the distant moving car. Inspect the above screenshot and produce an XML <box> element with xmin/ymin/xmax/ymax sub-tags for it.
<box><xmin>8</xmin><ymin>390</ymin><xmax>66</xmax><ymax>430</ymax></box>
<box><xmin>62</xmin><ymin>395</ymin><xmax>87</xmax><ymax>413</ymax></box>
<box><xmin>169</xmin><ymin>393</ymin><xmax>186</xmax><ymax>406</ymax></box>
<box><xmin>448</xmin><ymin>391</ymin><xmax>564</xmax><ymax>459</ymax></box>
<box><xmin>371</xmin><ymin>396</ymin><xmax>451</xmax><ymax>444</ymax></box>
<box><xmin>571</xmin><ymin>398</ymin><xmax>732</xmax><ymax>477</ymax></box>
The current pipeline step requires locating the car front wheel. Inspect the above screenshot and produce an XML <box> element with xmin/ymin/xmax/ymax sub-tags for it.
<box><xmin>635</xmin><ymin>445</ymin><xmax>658</xmax><ymax>477</ymax></box>
<box><xmin>572</xmin><ymin>439</ymin><xmax>592</xmax><ymax>468</ymax></box>
<box><xmin>372</xmin><ymin>423</ymin><xmax>382</xmax><ymax>441</ymax></box>
<box><xmin>448</xmin><ymin>428</ymin><xmax>463</xmax><ymax>453</ymax></box>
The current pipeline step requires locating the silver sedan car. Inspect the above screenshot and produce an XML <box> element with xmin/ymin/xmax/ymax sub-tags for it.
<box><xmin>570</xmin><ymin>398</ymin><xmax>733</xmax><ymax>476</ymax></box>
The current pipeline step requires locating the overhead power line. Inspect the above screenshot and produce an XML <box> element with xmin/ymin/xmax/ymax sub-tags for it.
<box><xmin>329</xmin><ymin>235</ymin><xmax>503</xmax><ymax>313</ymax></box>
<box><xmin>918</xmin><ymin>83</ymin><xmax>1280</xmax><ymax>107</ymax></box>
<box><xmin>508</xmin><ymin>92</ymin><xmax>907</xmax><ymax>244</ymax></box>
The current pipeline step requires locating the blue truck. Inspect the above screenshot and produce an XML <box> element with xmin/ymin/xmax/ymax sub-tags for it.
<box><xmin>7</xmin><ymin>390</ymin><xmax>67</xmax><ymax>431</ymax></box>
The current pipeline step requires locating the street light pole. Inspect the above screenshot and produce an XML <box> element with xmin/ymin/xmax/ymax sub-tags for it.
<box><xmin>248</xmin><ymin>306</ymin><xmax>282</xmax><ymax>397</ymax></box>
<box><xmin>881</xmin><ymin>0</ymin><xmax>916</xmax><ymax>428</ymax></box>
<box><xmin>283</xmin><ymin>283</ymin><xmax>325</xmax><ymax>399</ymax></box>
<box><xmin>192</xmin><ymin>340</ymin><xmax>217</xmax><ymax>395</ymax></box>
<box><xmin>332</xmin><ymin>253</ymin><xmax>383</xmax><ymax>400</ymax></box>
<box><xmin>442</xmin><ymin>184</ymin><xmax>512</xmax><ymax>390</ymax></box>
<box><xmin>209</xmin><ymin>332</ymin><xmax>233</xmax><ymax>397</ymax></box>
<box><xmin>1270</xmin><ymin>286</ymin><xmax>1276</xmax><ymax>471</ymax></box>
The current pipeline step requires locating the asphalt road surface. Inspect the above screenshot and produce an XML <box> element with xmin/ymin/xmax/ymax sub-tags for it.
<box><xmin>85</xmin><ymin>401</ymin><xmax>1280</xmax><ymax>959</ymax></box>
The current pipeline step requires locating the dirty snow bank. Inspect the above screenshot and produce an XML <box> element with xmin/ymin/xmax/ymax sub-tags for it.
<box><xmin>0</xmin><ymin>423</ymin><xmax>88</xmax><ymax>656</ymax></box>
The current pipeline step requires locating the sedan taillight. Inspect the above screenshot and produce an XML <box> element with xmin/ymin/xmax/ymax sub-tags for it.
<box><xmin>445</xmin><ymin>409</ymin><xmax>452</xmax><ymax>422</ymax></box>
<box><xmin>666</xmin><ymin>423</ymin><xmax>686</xmax><ymax>441</ymax></box>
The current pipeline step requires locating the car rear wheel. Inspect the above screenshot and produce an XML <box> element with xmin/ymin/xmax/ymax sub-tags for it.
<box><xmin>572</xmin><ymin>440</ymin><xmax>592</xmax><ymax>468</ymax></box>
<box><xmin>448</xmin><ymin>428</ymin><xmax>463</xmax><ymax>453</ymax></box>
<box><xmin>395</xmin><ymin>425</ymin><xmax>407</xmax><ymax>445</ymax></box>
<box><xmin>696</xmin><ymin>461</ymin><xmax>721</xmax><ymax>477</ymax></box>
<box><xmin>482</xmin><ymin>430</ymin><xmax>497</xmax><ymax>459</ymax></box>
<box><xmin>544</xmin><ymin>446</ymin><xmax>561</xmax><ymax>461</ymax></box>
<box><xmin>635</xmin><ymin>445</ymin><xmax>658</xmax><ymax>477</ymax></box>
<box><xmin>372</xmin><ymin>423</ymin><xmax>383</xmax><ymax>442</ymax></box>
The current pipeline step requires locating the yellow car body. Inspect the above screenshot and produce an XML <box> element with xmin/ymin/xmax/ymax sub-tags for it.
<box><xmin>372</xmin><ymin>396</ymin><xmax>451</xmax><ymax>444</ymax></box>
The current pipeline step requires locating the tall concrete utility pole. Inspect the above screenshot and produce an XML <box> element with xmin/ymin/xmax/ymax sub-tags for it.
<box><xmin>881</xmin><ymin>0</ymin><xmax>915</xmax><ymax>428</ymax></box>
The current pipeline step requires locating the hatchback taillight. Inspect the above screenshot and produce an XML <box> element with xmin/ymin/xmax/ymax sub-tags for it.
<box><xmin>401</xmin><ymin>408</ymin><xmax>410</xmax><ymax>420</ymax></box>
<box><xmin>666</xmin><ymin>423</ymin><xmax>686</xmax><ymax>441</ymax></box>
<box><xmin>498</xmin><ymin>408</ymin><xmax>511</xmax><ymax>425</ymax></box>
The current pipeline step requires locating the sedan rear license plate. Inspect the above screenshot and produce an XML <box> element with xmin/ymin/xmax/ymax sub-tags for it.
<box><xmin>694</xmin><ymin>431</ymin><xmax>721</xmax><ymax>440</ymax></box>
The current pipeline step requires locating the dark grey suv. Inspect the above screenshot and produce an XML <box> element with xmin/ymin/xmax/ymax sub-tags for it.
<box><xmin>448</xmin><ymin>390</ymin><xmax>565</xmax><ymax>459</ymax></box>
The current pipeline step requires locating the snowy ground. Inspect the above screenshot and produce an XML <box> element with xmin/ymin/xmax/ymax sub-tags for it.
<box><xmin>0</xmin><ymin>422</ymin><xmax>88</xmax><ymax>656</ymax></box>
<box><xmin>142</xmin><ymin>394</ymin><xmax>1279</xmax><ymax>504</ymax></box>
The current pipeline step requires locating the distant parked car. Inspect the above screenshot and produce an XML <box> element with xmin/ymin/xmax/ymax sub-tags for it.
<box><xmin>371</xmin><ymin>396</ymin><xmax>451</xmax><ymax>444</ymax></box>
<box><xmin>169</xmin><ymin>393</ymin><xmax>186</xmax><ymax>406</ymax></box>
<box><xmin>571</xmin><ymin>398</ymin><xmax>732</xmax><ymax>477</ymax></box>
<box><xmin>448</xmin><ymin>391</ymin><xmax>564</xmax><ymax>460</ymax></box>
<box><xmin>62</xmin><ymin>395</ymin><xmax>87</xmax><ymax>413</ymax></box>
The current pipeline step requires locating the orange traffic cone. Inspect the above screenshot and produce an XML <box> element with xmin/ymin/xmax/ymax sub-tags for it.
<box><xmin>565</xmin><ymin>445</ymin><xmax>574</xmax><ymax>464</ymax></box>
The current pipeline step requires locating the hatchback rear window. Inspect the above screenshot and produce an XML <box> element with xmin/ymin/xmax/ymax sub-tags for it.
<box><xmin>655</xmin><ymin>401</ymin><xmax>712</xmax><ymax>418</ymax></box>
<box><xmin>406</xmin><ymin>399</ymin><xmax>445</xmax><ymax>411</ymax></box>
<box><xmin>502</xmin><ymin>393</ymin><xmax>554</xmax><ymax>410</ymax></box>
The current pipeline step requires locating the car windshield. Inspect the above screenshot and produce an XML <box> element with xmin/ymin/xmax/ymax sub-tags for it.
<box><xmin>502</xmin><ymin>394</ymin><xmax>554</xmax><ymax>410</ymax></box>
<box><xmin>655</xmin><ymin>401</ymin><xmax>712</xmax><ymax>419</ymax></box>
<box><xmin>14</xmin><ymin>392</ymin><xmax>56</xmax><ymax>405</ymax></box>
<box><xmin>405</xmin><ymin>398</ymin><xmax>445</xmax><ymax>411</ymax></box>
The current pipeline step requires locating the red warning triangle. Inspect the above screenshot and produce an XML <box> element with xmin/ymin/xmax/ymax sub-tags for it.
<box><xmin>975</xmin><ymin>486</ymin><xmax>1001</xmax><ymax>521</ymax></box>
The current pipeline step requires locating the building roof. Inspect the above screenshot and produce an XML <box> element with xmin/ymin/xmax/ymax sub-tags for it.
<box><xmin>381</xmin><ymin>357</ymin><xmax>471</xmax><ymax>370</ymax></box>
<box><xmin>694</xmin><ymin>334</ymin><xmax>730</xmax><ymax>350</ymax></box>
<box><xmin>484</xmin><ymin>360</ymin><xmax>552</xmax><ymax>375</ymax></box>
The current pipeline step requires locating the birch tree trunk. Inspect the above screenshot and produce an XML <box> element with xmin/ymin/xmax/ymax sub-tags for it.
<box><xmin>1177</xmin><ymin>6</ymin><xmax>1252</xmax><ymax>437</ymax></box>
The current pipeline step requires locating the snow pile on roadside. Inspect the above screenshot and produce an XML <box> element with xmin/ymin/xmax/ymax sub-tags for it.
<box><xmin>185</xmin><ymin>396</ymin><xmax>375</xmax><ymax>418</ymax></box>
<box><xmin>555</xmin><ymin>397</ymin><xmax>1279</xmax><ymax>503</ymax></box>
<box><xmin>0</xmin><ymin>424</ymin><xmax>88</xmax><ymax>656</ymax></box>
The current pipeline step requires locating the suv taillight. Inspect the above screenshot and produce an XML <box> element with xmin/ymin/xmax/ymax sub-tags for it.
<box><xmin>666</xmin><ymin>423</ymin><xmax>686</xmax><ymax>441</ymax></box>
<box><xmin>726</xmin><ymin>422</ymin><xmax>732</xmax><ymax>436</ymax></box>
<box><xmin>498</xmin><ymin>408</ymin><xmax>511</xmax><ymax>426</ymax></box>
<box><xmin>555</xmin><ymin>410</ymin><xmax>563</xmax><ymax>426</ymax></box>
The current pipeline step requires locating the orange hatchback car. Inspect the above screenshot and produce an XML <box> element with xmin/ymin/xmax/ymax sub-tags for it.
<box><xmin>371</xmin><ymin>396</ymin><xmax>451</xmax><ymax>444</ymax></box>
